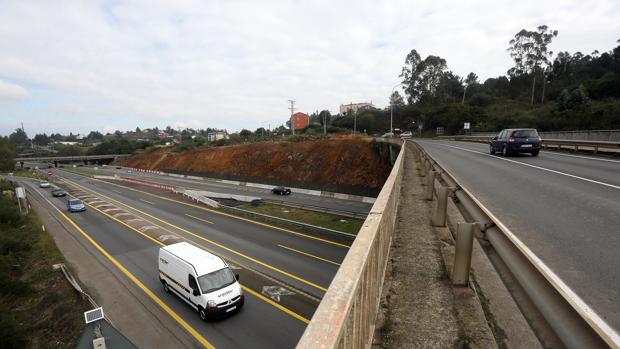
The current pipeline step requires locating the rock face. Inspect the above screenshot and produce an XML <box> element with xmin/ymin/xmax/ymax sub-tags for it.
<box><xmin>119</xmin><ymin>138</ymin><xmax>392</xmax><ymax>196</ymax></box>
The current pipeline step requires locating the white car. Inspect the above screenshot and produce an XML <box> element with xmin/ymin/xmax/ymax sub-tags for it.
<box><xmin>39</xmin><ymin>180</ymin><xmax>51</xmax><ymax>188</ymax></box>
<box><xmin>159</xmin><ymin>242</ymin><xmax>244</xmax><ymax>320</ymax></box>
<box><xmin>401</xmin><ymin>131</ymin><xmax>413</xmax><ymax>138</ymax></box>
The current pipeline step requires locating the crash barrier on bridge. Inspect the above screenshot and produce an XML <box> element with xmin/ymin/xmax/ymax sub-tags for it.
<box><xmin>437</xmin><ymin>135</ymin><xmax>620</xmax><ymax>154</ymax></box>
<box><xmin>127</xmin><ymin>168</ymin><xmax>164</xmax><ymax>175</ymax></box>
<box><xmin>118</xmin><ymin>176</ymin><xmax>175</xmax><ymax>192</ymax></box>
<box><xmin>471</xmin><ymin>129</ymin><xmax>620</xmax><ymax>142</ymax></box>
<box><xmin>296</xmin><ymin>140</ymin><xmax>405</xmax><ymax>349</ymax></box>
<box><xmin>410</xmin><ymin>140</ymin><xmax>619</xmax><ymax>349</ymax></box>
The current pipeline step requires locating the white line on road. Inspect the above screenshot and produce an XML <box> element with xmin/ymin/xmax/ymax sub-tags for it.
<box><xmin>433</xmin><ymin>142</ymin><xmax>620</xmax><ymax>190</ymax></box>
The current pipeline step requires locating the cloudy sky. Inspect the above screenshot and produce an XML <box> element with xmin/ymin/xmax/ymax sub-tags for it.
<box><xmin>0</xmin><ymin>0</ymin><xmax>618</xmax><ymax>136</ymax></box>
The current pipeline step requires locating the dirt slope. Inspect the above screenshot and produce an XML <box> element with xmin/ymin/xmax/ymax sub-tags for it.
<box><xmin>119</xmin><ymin>138</ymin><xmax>392</xmax><ymax>196</ymax></box>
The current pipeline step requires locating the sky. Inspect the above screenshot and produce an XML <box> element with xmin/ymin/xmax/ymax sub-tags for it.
<box><xmin>0</xmin><ymin>0</ymin><xmax>619</xmax><ymax>137</ymax></box>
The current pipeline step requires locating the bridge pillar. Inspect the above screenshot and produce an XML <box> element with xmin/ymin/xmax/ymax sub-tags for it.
<box><xmin>83</xmin><ymin>159</ymin><xmax>88</xmax><ymax>165</ymax></box>
<box><xmin>54</xmin><ymin>161</ymin><xmax>58</xmax><ymax>168</ymax></box>
<box><xmin>20</xmin><ymin>161</ymin><xmax>24</xmax><ymax>169</ymax></box>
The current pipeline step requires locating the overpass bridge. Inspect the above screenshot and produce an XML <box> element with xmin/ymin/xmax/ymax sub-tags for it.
<box><xmin>15</xmin><ymin>154</ymin><xmax>130</xmax><ymax>167</ymax></box>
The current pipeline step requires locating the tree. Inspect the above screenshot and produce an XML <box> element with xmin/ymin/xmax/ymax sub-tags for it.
<box><xmin>508</xmin><ymin>25</ymin><xmax>558</xmax><ymax>105</ymax></box>
<box><xmin>0</xmin><ymin>138</ymin><xmax>17</xmax><ymax>170</ymax></box>
<box><xmin>389</xmin><ymin>91</ymin><xmax>405</xmax><ymax>109</ymax></box>
<box><xmin>87</xmin><ymin>131</ymin><xmax>104</xmax><ymax>140</ymax></box>
<box><xmin>135</xmin><ymin>127</ymin><xmax>141</xmax><ymax>134</ymax></box>
<box><xmin>239</xmin><ymin>129</ymin><xmax>252</xmax><ymax>139</ymax></box>
<box><xmin>400</xmin><ymin>49</ymin><xmax>423</xmax><ymax>103</ymax></box>
<box><xmin>32</xmin><ymin>133</ymin><xmax>50</xmax><ymax>146</ymax></box>
<box><xmin>462</xmin><ymin>72</ymin><xmax>478</xmax><ymax>104</ymax></box>
<box><xmin>558</xmin><ymin>84</ymin><xmax>591</xmax><ymax>111</ymax></box>
<box><xmin>400</xmin><ymin>50</ymin><xmax>449</xmax><ymax>103</ymax></box>
<box><xmin>9</xmin><ymin>128</ymin><xmax>29</xmax><ymax>147</ymax></box>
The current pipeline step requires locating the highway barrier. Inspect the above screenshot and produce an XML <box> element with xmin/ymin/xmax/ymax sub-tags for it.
<box><xmin>410</xmin><ymin>140</ymin><xmax>619</xmax><ymax>349</ymax></box>
<box><xmin>297</xmin><ymin>140</ymin><xmax>405</xmax><ymax>348</ymax></box>
<box><xmin>437</xmin><ymin>135</ymin><xmax>620</xmax><ymax>154</ymax></box>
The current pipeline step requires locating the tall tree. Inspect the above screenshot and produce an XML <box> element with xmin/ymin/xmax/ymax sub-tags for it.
<box><xmin>8</xmin><ymin>128</ymin><xmax>28</xmax><ymax>146</ymax></box>
<box><xmin>462</xmin><ymin>72</ymin><xmax>478</xmax><ymax>104</ymax></box>
<box><xmin>32</xmin><ymin>133</ymin><xmax>50</xmax><ymax>146</ymax></box>
<box><xmin>389</xmin><ymin>90</ymin><xmax>405</xmax><ymax>108</ymax></box>
<box><xmin>0</xmin><ymin>137</ymin><xmax>17</xmax><ymax>170</ymax></box>
<box><xmin>508</xmin><ymin>25</ymin><xmax>558</xmax><ymax>105</ymax></box>
<box><xmin>400</xmin><ymin>50</ymin><xmax>448</xmax><ymax>103</ymax></box>
<box><xmin>400</xmin><ymin>49</ymin><xmax>423</xmax><ymax>104</ymax></box>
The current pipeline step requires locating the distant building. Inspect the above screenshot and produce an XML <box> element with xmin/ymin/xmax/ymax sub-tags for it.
<box><xmin>339</xmin><ymin>102</ymin><xmax>375</xmax><ymax>114</ymax></box>
<box><xmin>208</xmin><ymin>131</ymin><xmax>228</xmax><ymax>142</ymax></box>
<box><xmin>290</xmin><ymin>112</ymin><xmax>310</xmax><ymax>130</ymax></box>
<box><xmin>158</xmin><ymin>131</ymin><xmax>170</xmax><ymax>138</ymax></box>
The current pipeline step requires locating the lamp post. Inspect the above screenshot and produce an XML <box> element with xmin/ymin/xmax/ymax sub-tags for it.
<box><xmin>390</xmin><ymin>83</ymin><xmax>404</xmax><ymax>136</ymax></box>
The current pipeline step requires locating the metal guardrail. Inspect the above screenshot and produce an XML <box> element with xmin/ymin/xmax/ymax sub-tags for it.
<box><xmin>15</xmin><ymin>154</ymin><xmax>131</xmax><ymax>162</ymax></box>
<box><xmin>410</xmin><ymin>140</ymin><xmax>619</xmax><ymax>349</ymax></box>
<box><xmin>437</xmin><ymin>135</ymin><xmax>620</xmax><ymax>154</ymax></box>
<box><xmin>297</xmin><ymin>140</ymin><xmax>405</xmax><ymax>349</ymax></box>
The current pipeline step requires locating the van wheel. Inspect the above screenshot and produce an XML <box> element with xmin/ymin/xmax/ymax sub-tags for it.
<box><xmin>163</xmin><ymin>282</ymin><xmax>170</xmax><ymax>293</ymax></box>
<box><xmin>198</xmin><ymin>307</ymin><xmax>207</xmax><ymax>321</ymax></box>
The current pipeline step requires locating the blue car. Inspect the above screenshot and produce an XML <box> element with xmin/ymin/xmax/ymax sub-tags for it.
<box><xmin>67</xmin><ymin>199</ymin><xmax>86</xmax><ymax>212</ymax></box>
<box><xmin>490</xmin><ymin>128</ymin><xmax>541</xmax><ymax>157</ymax></box>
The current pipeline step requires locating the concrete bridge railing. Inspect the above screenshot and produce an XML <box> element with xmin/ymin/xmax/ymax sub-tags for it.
<box><xmin>296</xmin><ymin>140</ymin><xmax>405</xmax><ymax>349</ymax></box>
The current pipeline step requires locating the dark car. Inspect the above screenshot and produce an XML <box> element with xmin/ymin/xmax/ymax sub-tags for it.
<box><xmin>490</xmin><ymin>128</ymin><xmax>541</xmax><ymax>157</ymax></box>
<box><xmin>51</xmin><ymin>188</ymin><xmax>67</xmax><ymax>197</ymax></box>
<box><xmin>271</xmin><ymin>186</ymin><xmax>291</xmax><ymax>195</ymax></box>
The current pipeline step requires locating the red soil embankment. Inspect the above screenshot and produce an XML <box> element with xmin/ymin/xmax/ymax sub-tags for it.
<box><xmin>119</xmin><ymin>138</ymin><xmax>392</xmax><ymax>195</ymax></box>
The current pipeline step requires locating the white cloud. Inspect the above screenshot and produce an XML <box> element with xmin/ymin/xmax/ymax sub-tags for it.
<box><xmin>0</xmin><ymin>79</ymin><xmax>28</xmax><ymax>100</ymax></box>
<box><xmin>0</xmin><ymin>0</ymin><xmax>619</xmax><ymax>135</ymax></box>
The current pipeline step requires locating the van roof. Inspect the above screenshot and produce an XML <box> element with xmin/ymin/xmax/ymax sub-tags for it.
<box><xmin>162</xmin><ymin>242</ymin><xmax>226</xmax><ymax>276</ymax></box>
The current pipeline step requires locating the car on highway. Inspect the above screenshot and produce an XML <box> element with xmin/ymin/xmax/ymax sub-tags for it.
<box><xmin>271</xmin><ymin>186</ymin><xmax>291</xmax><ymax>195</ymax></box>
<box><xmin>401</xmin><ymin>131</ymin><xmax>413</xmax><ymax>138</ymax></box>
<box><xmin>159</xmin><ymin>242</ymin><xmax>244</xmax><ymax>320</ymax></box>
<box><xmin>51</xmin><ymin>188</ymin><xmax>67</xmax><ymax>197</ymax></box>
<box><xmin>67</xmin><ymin>199</ymin><xmax>86</xmax><ymax>212</ymax></box>
<box><xmin>490</xmin><ymin>128</ymin><xmax>541</xmax><ymax>157</ymax></box>
<box><xmin>39</xmin><ymin>180</ymin><xmax>50</xmax><ymax>188</ymax></box>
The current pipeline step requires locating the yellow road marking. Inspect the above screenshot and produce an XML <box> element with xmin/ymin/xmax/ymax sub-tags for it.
<box><xmin>186</xmin><ymin>214</ymin><xmax>214</xmax><ymax>224</ymax></box>
<box><xmin>140</xmin><ymin>198</ymin><xmax>155</xmax><ymax>205</ymax></box>
<box><xmin>55</xmin><ymin>211</ymin><xmax>215</xmax><ymax>349</ymax></box>
<box><xmin>278</xmin><ymin>244</ymin><xmax>341</xmax><ymax>266</ymax></box>
<box><xmin>240</xmin><ymin>286</ymin><xmax>309</xmax><ymax>324</ymax></box>
<box><xmin>67</xmin><ymin>173</ymin><xmax>349</xmax><ymax>248</ymax></box>
<box><xmin>61</xmin><ymin>177</ymin><xmax>328</xmax><ymax>293</ymax></box>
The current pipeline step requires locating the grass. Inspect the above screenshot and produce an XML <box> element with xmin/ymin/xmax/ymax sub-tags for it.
<box><xmin>237</xmin><ymin>202</ymin><xmax>364</xmax><ymax>235</ymax></box>
<box><xmin>0</xmin><ymin>179</ymin><xmax>89</xmax><ymax>348</ymax></box>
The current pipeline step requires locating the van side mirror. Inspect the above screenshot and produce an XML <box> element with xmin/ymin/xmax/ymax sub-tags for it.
<box><xmin>235</xmin><ymin>274</ymin><xmax>239</xmax><ymax>281</ymax></box>
<box><xmin>193</xmin><ymin>289</ymin><xmax>200</xmax><ymax>296</ymax></box>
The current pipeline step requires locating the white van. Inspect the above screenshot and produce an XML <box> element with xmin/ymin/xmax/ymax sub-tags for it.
<box><xmin>158</xmin><ymin>242</ymin><xmax>244</xmax><ymax>320</ymax></box>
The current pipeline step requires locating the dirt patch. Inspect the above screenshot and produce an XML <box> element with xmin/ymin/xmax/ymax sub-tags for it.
<box><xmin>118</xmin><ymin>138</ymin><xmax>392</xmax><ymax>196</ymax></box>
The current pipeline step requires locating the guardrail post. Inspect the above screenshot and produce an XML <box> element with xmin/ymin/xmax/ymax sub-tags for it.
<box><xmin>431</xmin><ymin>187</ymin><xmax>449</xmax><ymax>227</ymax></box>
<box><xmin>425</xmin><ymin>171</ymin><xmax>436</xmax><ymax>200</ymax></box>
<box><xmin>420</xmin><ymin>158</ymin><xmax>427</xmax><ymax>177</ymax></box>
<box><xmin>452</xmin><ymin>223</ymin><xmax>475</xmax><ymax>286</ymax></box>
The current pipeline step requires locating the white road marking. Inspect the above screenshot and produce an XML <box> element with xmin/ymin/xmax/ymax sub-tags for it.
<box><xmin>434</xmin><ymin>143</ymin><xmax>620</xmax><ymax>190</ymax></box>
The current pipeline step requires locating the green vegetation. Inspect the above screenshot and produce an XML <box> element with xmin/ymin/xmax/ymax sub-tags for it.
<box><xmin>0</xmin><ymin>169</ymin><xmax>46</xmax><ymax>180</ymax></box>
<box><xmin>238</xmin><ymin>203</ymin><xmax>364</xmax><ymax>235</ymax></box>
<box><xmin>0</xmin><ymin>138</ymin><xmax>17</xmax><ymax>171</ymax></box>
<box><xmin>0</xmin><ymin>179</ymin><xmax>88</xmax><ymax>348</ymax></box>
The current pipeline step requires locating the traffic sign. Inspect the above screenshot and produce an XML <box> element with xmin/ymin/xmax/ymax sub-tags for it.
<box><xmin>47</xmin><ymin>170</ymin><xmax>53</xmax><ymax>176</ymax></box>
<box><xmin>464</xmin><ymin>122</ymin><xmax>470</xmax><ymax>130</ymax></box>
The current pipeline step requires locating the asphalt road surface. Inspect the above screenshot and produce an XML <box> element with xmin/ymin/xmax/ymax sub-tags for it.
<box><xmin>414</xmin><ymin>140</ymin><xmax>620</xmax><ymax>332</ymax></box>
<box><xmin>75</xmin><ymin>164</ymin><xmax>373</xmax><ymax>217</ymax></box>
<box><xmin>15</xmin><ymin>168</ymin><xmax>352</xmax><ymax>348</ymax></box>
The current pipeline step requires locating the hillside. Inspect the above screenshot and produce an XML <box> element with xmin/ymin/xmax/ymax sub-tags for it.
<box><xmin>119</xmin><ymin>138</ymin><xmax>393</xmax><ymax>196</ymax></box>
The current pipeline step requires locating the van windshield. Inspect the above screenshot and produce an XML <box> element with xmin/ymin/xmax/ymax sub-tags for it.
<box><xmin>198</xmin><ymin>267</ymin><xmax>236</xmax><ymax>294</ymax></box>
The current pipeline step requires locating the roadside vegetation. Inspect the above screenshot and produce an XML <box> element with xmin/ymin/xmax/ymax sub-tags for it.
<box><xmin>0</xmin><ymin>179</ymin><xmax>88</xmax><ymax>348</ymax></box>
<box><xmin>238</xmin><ymin>202</ymin><xmax>364</xmax><ymax>235</ymax></box>
<box><xmin>0</xmin><ymin>169</ymin><xmax>46</xmax><ymax>180</ymax></box>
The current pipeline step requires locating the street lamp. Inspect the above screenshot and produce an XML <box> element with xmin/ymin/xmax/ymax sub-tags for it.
<box><xmin>390</xmin><ymin>82</ymin><xmax>404</xmax><ymax>136</ymax></box>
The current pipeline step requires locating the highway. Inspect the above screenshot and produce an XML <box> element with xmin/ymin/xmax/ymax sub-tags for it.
<box><xmin>13</xmin><ymin>167</ymin><xmax>352</xmax><ymax>348</ymax></box>
<box><xmin>38</xmin><ymin>163</ymin><xmax>373</xmax><ymax>217</ymax></box>
<box><xmin>414</xmin><ymin>140</ymin><xmax>620</xmax><ymax>332</ymax></box>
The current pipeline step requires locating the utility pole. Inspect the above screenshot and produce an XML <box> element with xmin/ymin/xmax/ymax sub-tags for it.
<box><xmin>323</xmin><ymin>111</ymin><xmax>327</xmax><ymax>136</ymax></box>
<box><xmin>288</xmin><ymin>100</ymin><xmax>296</xmax><ymax>135</ymax></box>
